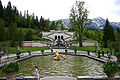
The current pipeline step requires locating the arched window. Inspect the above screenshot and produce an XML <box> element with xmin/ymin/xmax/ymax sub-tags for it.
<box><xmin>58</xmin><ymin>35</ymin><xmax>60</xmax><ymax>39</ymax></box>
<box><xmin>55</xmin><ymin>35</ymin><xmax>57</xmax><ymax>40</ymax></box>
<box><xmin>61</xmin><ymin>35</ymin><xmax>63</xmax><ymax>40</ymax></box>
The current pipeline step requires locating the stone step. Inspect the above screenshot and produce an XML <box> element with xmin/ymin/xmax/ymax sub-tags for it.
<box><xmin>40</xmin><ymin>76</ymin><xmax>77</xmax><ymax>80</ymax></box>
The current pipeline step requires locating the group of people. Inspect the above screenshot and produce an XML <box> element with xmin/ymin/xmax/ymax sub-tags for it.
<box><xmin>96</xmin><ymin>47</ymin><xmax>111</xmax><ymax>60</ymax></box>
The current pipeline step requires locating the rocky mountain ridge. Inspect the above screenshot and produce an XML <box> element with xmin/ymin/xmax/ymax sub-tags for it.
<box><xmin>57</xmin><ymin>17</ymin><xmax>120</xmax><ymax>30</ymax></box>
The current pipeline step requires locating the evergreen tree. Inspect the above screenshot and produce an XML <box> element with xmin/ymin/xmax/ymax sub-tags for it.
<box><xmin>16</xmin><ymin>28</ymin><xmax>24</xmax><ymax>46</ymax></box>
<box><xmin>4</xmin><ymin>28</ymin><xmax>10</xmax><ymax>41</ymax></box>
<box><xmin>26</xmin><ymin>10</ymin><xmax>31</xmax><ymax>28</ymax></box>
<box><xmin>31</xmin><ymin>13</ymin><xmax>35</xmax><ymax>29</ymax></box>
<box><xmin>60</xmin><ymin>24</ymin><xmax>66</xmax><ymax>30</ymax></box>
<box><xmin>8</xmin><ymin>23</ymin><xmax>18</xmax><ymax>46</ymax></box>
<box><xmin>35</xmin><ymin>16</ymin><xmax>39</xmax><ymax>28</ymax></box>
<box><xmin>17</xmin><ymin>11</ymin><xmax>27</xmax><ymax>28</ymax></box>
<box><xmin>0</xmin><ymin>19</ymin><xmax>5</xmax><ymax>42</ymax></box>
<box><xmin>6</xmin><ymin>1</ymin><xmax>12</xmax><ymax>27</ymax></box>
<box><xmin>25</xmin><ymin>30</ymin><xmax>33</xmax><ymax>41</ymax></box>
<box><xmin>103</xmin><ymin>19</ymin><xmax>115</xmax><ymax>48</ymax></box>
<box><xmin>12</xmin><ymin>6</ymin><xmax>19</xmax><ymax>22</ymax></box>
<box><xmin>116</xmin><ymin>28</ymin><xmax>120</xmax><ymax>41</ymax></box>
<box><xmin>0</xmin><ymin>0</ymin><xmax>4</xmax><ymax>18</ymax></box>
<box><xmin>44</xmin><ymin>19</ymin><xmax>50</xmax><ymax>31</ymax></box>
<box><xmin>40</xmin><ymin>16</ymin><xmax>45</xmax><ymax>30</ymax></box>
<box><xmin>50</xmin><ymin>21</ymin><xmax>56</xmax><ymax>30</ymax></box>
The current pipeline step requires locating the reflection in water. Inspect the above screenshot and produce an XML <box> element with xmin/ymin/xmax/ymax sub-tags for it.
<box><xmin>0</xmin><ymin>55</ymin><xmax>105</xmax><ymax>77</ymax></box>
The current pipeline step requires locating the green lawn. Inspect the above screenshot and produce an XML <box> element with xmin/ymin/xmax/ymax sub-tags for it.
<box><xmin>69</xmin><ymin>46</ymin><xmax>114</xmax><ymax>54</ymax></box>
<box><xmin>17</xmin><ymin>28</ymin><xmax>39</xmax><ymax>35</ymax></box>
<box><xmin>9</xmin><ymin>47</ymin><xmax>50</xmax><ymax>54</ymax></box>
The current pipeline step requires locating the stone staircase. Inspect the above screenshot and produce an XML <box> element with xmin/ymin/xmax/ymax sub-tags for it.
<box><xmin>40</xmin><ymin>76</ymin><xmax>77</xmax><ymax>80</ymax></box>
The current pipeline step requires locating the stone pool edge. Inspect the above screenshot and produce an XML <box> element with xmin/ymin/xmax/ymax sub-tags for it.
<box><xmin>0</xmin><ymin>52</ymin><xmax>106</xmax><ymax>68</ymax></box>
<box><xmin>0</xmin><ymin>76</ymin><xmax>120</xmax><ymax>80</ymax></box>
<box><xmin>0</xmin><ymin>53</ymin><xmax>115</xmax><ymax>79</ymax></box>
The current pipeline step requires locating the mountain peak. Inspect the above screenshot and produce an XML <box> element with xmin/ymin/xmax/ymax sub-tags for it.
<box><xmin>55</xmin><ymin>17</ymin><xmax>120</xmax><ymax>30</ymax></box>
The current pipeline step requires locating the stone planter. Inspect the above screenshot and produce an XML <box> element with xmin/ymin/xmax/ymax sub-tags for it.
<box><xmin>107</xmin><ymin>73</ymin><xmax>115</xmax><ymax>78</ymax></box>
<box><xmin>51</xmin><ymin>49</ymin><xmax>53</xmax><ymax>53</ymax></box>
<box><xmin>6</xmin><ymin>72</ymin><xmax>15</xmax><ymax>80</ymax></box>
<box><xmin>65</xmin><ymin>49</ymin><xmax>68</xmax><ymax>54</ymax></box>
<box><xmin>28</xmin><ymin>51</ymin><xmax>31</xmax><ymax>55</ymax></box>
<box><xmin>17</xmin><ymin>55</ymin><xmax>20</xmax><ymax>59</ymax></box>
<box><xmin>87</xmin><ymin>51</ymin><xmax>90</xmax><ymax>55</ymax></box>
<box><xmin>41</xmin><ymin>50</ymin><xmax>44</xmax><ymax>54</ymax></box>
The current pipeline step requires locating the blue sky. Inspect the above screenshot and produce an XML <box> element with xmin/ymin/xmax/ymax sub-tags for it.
<box><xmin>1</xmin><ymin>0</ymin><xmax>120</xmax><ymax>22</ymax></box>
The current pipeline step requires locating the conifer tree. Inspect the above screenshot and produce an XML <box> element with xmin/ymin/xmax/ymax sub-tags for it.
<box><xmin>116</xmin><ymin>28</ymin><xmax>120</xmax><ymax>41</ymax></box>
<box><xmin>0</xmin><ymin>19</ymin><xmax>5</xmax><ymax>42</ymax></box>
<box><xmin>16</xmin><ymin>28</ymin><xmax>24</xmax><ymax>46</ymax></box>
<box><xmin>0</xmin><ymin>0</ymin><xmax>4</xmax><ymax>18</ymax></box>
<box><xmin>6</xmin><ymin>1</ymin><xmax>12</xmax><ymax>26</ymax></box>
<box><xmin>8</xmin><ymin>23</ymin><xmax>18</xmax><ymax>46</ymax></box>
<box><xmin>103</xmin><ymin>19</ymin><xmax>115</xmax><ymax>48</ymax></box>
<box><xmin>25</xmin><ymin>30</ymin><xmax>33</xmax><ymax>41</ymax></box>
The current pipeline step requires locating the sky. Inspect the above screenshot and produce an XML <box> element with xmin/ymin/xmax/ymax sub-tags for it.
<box><xmin>1</xmin><ymin>0</ymin><xmax>120</xmax><ymax>22</ymax></box>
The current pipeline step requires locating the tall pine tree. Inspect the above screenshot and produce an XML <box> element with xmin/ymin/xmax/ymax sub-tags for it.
<box><xmin>103</xmin><ymin>18</ymin><xmax>115</xmax><ymax>48</ymax></box>
<box><xmin>0</xmin><ymin>19</ymin><xmax>5</xmax><ymax>42</ymax></box>
<box><xmin>0</xmin><ymin>0</ymin><xmax>4</xmax><ymax>18</ymax></box>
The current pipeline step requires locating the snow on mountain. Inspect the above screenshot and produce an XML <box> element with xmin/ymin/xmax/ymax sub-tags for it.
<box><xmin>57</xmin><ymin>17</ymin><xmax>120</xmax><ymax>30</ymax></box>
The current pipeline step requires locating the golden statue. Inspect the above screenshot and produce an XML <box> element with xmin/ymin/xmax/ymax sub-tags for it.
<box><xmin>53</xmin><ymin>51</ymin><xmax>66</xmax><ymax>60</ymax></box>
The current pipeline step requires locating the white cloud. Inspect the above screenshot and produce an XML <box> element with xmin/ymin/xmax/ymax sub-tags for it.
<box><xmin>1</xmin><ymin>0</ymin><xmax>120</xmax><ymax>22</ymax></box>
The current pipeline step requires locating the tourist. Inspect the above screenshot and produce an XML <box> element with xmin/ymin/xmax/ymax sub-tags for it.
<box><xmin>107</xmin><ymin>50</ymin><xmax>109</xmax><ymax>56</ymax></box>
<box><xmin>34</xmin><ymin>66</ymin><xmax>40</xmax><ymax>80</ymax></box>
<box><xmin>98</xmin><ymin>50</ymin><xmax>101</xmax><ymax>58</ymax></box>
<box><xmin>108</xmin><ymin>53</ymin><xmax>111</xmax><ymax>60</ymax></box>
<box><xmin>74</xmin><ymin>48</ymin><xmax>77</xmax><ymax>55</ymax></box>
<box><xmin>102</xmin><ymin>50</ymin><xmax>104</xmax><ymax>56</ymax></box>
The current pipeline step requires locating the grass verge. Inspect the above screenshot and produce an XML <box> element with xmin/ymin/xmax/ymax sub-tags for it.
<box><xmin>9</xmin><ymin>47</ymin><xmax>50</xmax><ymax>54</ymax></box>
<box><xmin>69</xmin><ymin>46</ymin><xmax>114</xmax><ymax>54</ymax></box>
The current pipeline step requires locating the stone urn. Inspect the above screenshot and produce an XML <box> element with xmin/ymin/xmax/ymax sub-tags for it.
<box><xmin>107</xmin><ymin>73</ymin><xmax>115</xmax><ymax>78</ymax></box>
<box><xmin>6</xmin><ymin>72</ymin><xmax>16</xmax><ymax>80</ymax></box>
<box><xmin>87</xmin><ymin>51</ymin><xmax>90</xmax><ymax>55</ymax></box>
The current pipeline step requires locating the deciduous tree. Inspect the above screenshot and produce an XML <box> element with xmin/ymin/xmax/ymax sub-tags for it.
<box><xmin>70</xmin><ymin>1</ymin><xmax>92</xmax><ymax>47</ymax></box>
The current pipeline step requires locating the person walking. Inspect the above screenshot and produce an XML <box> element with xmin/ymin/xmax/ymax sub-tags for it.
<box><xmin>108</xmin><ymin>53</ymin><xmax>111</xmax><ymax>60</ymax></box>
<box><xmin>34</xmin><ymin>66</ymin><xmax>40</xmax><ymax>80</ymax></box>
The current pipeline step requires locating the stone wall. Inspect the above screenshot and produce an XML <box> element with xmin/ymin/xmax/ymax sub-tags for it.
<box><xmin>72</xmin><ymin>41</ymin><xmax>98</xmax><ymax>47</ymax></box>
<box><xmin>77</xmin><ymin>76</ymin><xmax>120</xmax><ymax>80</ymax></box>
<box><xmin>0</xmin><ymin>76</ymin><xmax>120</xmax><ymax>80</ymax></box>
<box><xmin>23</xmin><ymin>41</ymin><xmax>48</xmax><ymax>47</ymax></box>
<box><xmin>42</xmin><ymin>30</ymin><xmax>74</xmax><ymax>41</ymax></box>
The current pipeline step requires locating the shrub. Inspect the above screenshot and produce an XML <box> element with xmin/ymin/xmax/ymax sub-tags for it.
<box><xmin>103</xmin><ymin>61</ymin><xmax>119</xmax><ymax>78</ymax></box>
<box><xmin>2</xmin><ymin>62</ymin><xmax>20</xmax><ymax>73</ymax></box>
<box><xmin>115</xmin><ymin>52</ymin><xmax>120</xmax><ymax>58</ymax></box>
